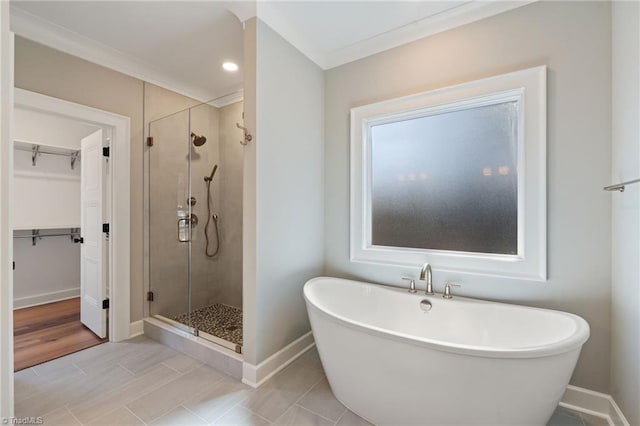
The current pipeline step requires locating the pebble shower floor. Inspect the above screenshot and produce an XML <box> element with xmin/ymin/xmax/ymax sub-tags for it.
<box><xmin>173</xmin><ymin>303</ymin><xmax>243</xmax><ymax>346</ymax></box>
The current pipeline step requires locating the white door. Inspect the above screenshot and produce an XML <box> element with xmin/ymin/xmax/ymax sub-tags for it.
<box><xmin>80</xmin><ymin>129</ymin><xmax>107</xmax><ymax>338</ymax></box>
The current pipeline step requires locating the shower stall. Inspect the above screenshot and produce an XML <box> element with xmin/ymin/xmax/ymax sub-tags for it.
<box><xmin>147</xmin><ymin>97</ymin><xmax>244</xmax><ymax>353</ymax></box>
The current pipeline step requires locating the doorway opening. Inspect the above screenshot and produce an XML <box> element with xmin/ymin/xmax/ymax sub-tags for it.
<box><xmin>12</xmin><ymin>89</ymin><xmax>131</xmax><ymax>370</ymax></box>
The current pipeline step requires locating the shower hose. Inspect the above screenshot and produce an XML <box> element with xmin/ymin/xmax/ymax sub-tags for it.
<box><xmin>204</xmin><ymin>178</ymin><xmax>220</xmax><ymax>257</ymax></box>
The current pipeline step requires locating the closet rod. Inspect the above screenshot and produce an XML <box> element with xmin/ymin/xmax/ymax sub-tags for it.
<box><xmin>14</xmin><ymin>228</ymin><xmax>81</xmax><ymax>246</ymax></box>
<box><xmin>15</xmin><ymin>144</ymin><xmax>81</xmax><ymax>169</ymax></box>
<box><xmin>13</xmin><ymin>233</ymin><xmax>79</xmax><ymax>239</ymax></box>
<box><xmin>14</xmin><ymin>145</ymin><xmax>80</xmax><ymax>157</ymax></box>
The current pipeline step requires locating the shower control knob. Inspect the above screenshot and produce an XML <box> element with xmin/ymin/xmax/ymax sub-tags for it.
<box><xmin>188</xmin><ymin>197</ymin><xmax>196</xmax><ymax>206</ymax></box>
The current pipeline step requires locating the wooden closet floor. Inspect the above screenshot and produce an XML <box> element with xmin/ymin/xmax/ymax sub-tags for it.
<box><xmin>14</xmin><ymin>298</ymin><xmax>107</xmax><ymax>371</ymax></box>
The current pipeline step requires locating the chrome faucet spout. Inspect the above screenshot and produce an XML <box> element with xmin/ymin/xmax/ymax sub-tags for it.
<box><xmin>419</xmin><ymin>263</ymin><xmax>434</xmax><ymax>295</ymax></box>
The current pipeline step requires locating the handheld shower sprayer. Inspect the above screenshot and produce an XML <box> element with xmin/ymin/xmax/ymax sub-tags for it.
<box><xmin>204</xmin><ymin>164</ymin><xmax>220</xmax><ymax>257</ymax></box>
<box><xmin>205</xmin><ymin>164</ymin><xmax>218</xmax><ymax>183</ymax></box>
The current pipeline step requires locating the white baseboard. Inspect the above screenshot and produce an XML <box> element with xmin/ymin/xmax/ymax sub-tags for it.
<box><xmin>13</xmin><ymin>287</ymin><xmax>79</xmax><ymax>309</ymax></box>
<box><xmin>242</xmin><ymin>331</ymin><xmax>315</xmax><ymax>388</ymax></box>
<box><xmin>129</xmin><ymin>320</ymin><xmax>144</xmax><ymax>338</ymax></box>
<box><xmin>561</xmin><ymin>385</ymin><xmax>629</xmax><ymax>426</ymax></box>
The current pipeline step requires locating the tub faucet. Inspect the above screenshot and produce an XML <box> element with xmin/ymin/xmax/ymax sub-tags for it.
<box><xmin>419</xmin><ymin>263</ymin><xmax>434</xmax><ymax>295</ymax></box>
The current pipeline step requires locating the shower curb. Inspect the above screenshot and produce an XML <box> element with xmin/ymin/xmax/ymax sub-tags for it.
<box><xmin>143</xmin><ymin>317</ymin><xmax>243</xmax><ymax>379</ymax></box>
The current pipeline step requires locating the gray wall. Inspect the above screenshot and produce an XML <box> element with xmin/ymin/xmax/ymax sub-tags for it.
<box><xmin>611</xmin><ymin>2</ymin><xmax>640</xmax><ymax>425</ymax></box>
<box><xmin>324</xmin><ymin>1</ymin><xmax>612</xmax><ymax>393</ymax></box>
<box><xmin>243</xmin><ymin>19</ymin><xmax>325</xmax><ymax>365</ymax></box>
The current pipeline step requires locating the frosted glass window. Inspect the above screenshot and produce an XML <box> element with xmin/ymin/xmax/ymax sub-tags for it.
<box><xmin>370</xmin><ymin>101</ymin><xmax>518</xmax><ymax>255</ymax></box>
<box><xmin>350</xmin><ymin>66</ymin><xmax>546</xmax><ymax>279</ymax></box>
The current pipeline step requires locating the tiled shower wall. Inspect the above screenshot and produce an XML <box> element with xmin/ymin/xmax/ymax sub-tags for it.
<box><xmin>190</xmin><ymin>101</ymin><xmax>244</xmax><ymax>311</ymax></box>
<box><xmin>213</xmin><ymin>102</ymin><xmax>244</xmax><ymax>308</ymax></box>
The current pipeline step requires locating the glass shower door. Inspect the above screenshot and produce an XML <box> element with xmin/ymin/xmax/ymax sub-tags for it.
<box><xmin>147</xmin><ymin>97</ymin><xmax>244</xmax><ymax>354</ymax></box>
<box><xmin>148</xmin><ymin>110</ymin><xmax>194</xmax><ymax>331</ymax></box>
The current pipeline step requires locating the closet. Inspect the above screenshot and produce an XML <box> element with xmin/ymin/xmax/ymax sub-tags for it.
<box><xmin>12</xmin><ymin>106</ymin><xmax>106</xmax><ymax>371</ymax></box>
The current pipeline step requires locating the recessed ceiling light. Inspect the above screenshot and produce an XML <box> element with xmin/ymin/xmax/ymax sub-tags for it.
<box><xmin>222</xmin><ymin>62</ymin><xmax>239</xmax><ymax>72</ymax></box>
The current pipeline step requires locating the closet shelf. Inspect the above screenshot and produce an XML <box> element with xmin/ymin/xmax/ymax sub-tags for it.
<box><xmin>14</xmin><ymin>140</ymin><xmax>81</xmax><ymax>169</ymax></box>
<box><xmin>13</xmin><ymin>225</ymin><xmax>80</xmax><ymax>231</ymax></box>
<box><xmin>13</xmin><ymin>228</ymin><xmax>81</xmax><ymax>246</ymax></box>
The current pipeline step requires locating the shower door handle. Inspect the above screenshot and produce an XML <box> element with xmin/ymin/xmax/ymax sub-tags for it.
<box><xmin>177</xmin><ymin>218</ymin><xmax>190</xmax><ymax>242</ymax></box>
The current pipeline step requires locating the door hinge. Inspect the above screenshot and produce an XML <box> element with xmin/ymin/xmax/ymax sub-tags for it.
<box><xmin>74</xmin><ymin>237</ymin><xmax>84</xmax><ymax>244</ymax></box>
<box><xmin>147</xmin><ymin>291</ymin><xmax>154</xmax><ymax>302</ymax></box>
<box><xmin>102</xmin><ymin>299</ymin><xmax>109</xmax><ymax>309</ymax></box>
<box><xmin>102</xmin><ymin>223</ymin><xmax>110</xmax><ymax>233</ymax></box>
<box><xmin>102</xmin><ymin>147</ymin><xmax>110</xmax><ymax>157</ymax></box>
<box><xmin>146</xmin><ymin>136</ymin><xmax>154</xmax><ymax>147</ymax></box>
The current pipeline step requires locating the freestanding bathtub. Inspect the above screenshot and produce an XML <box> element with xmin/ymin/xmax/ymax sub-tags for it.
<box><xmin>303</xmin><ymin>277</ymin><xmax>590</xmax><ymax>426</ymax></box>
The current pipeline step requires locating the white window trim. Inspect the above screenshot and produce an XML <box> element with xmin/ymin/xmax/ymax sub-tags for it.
<box><xmin>350</xmin><ymin>66</ymin><xmax>547</xmax><ymax>281</ymax></box>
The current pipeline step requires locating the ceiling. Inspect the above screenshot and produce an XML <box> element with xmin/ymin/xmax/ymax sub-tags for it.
<box><xmin>10</xmin><ymin>1</ymin><xmax>245</xmax><ymax>102</ymax></box>
<box><xmin>9</xmin><ymin>1</ymin><xmax>532</xmax><ymax>103</ymax></box>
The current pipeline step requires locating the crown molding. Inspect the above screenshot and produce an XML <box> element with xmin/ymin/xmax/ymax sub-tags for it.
<box><xmin>258</xmin><ymin>0</ymin><xmax>537</xmax><ymax>70</ymax></box>
<box><xmin>325</xmin><ymin>1</ymin><xmax>537</xmax><ymax>69</ymax></box>
<box><xmin>10</xmin><ymin>1</ymin><xmax>538</xmax><ymax>86</ymax></box>
<box><xmin>10</xmin><ymin>6</ymin><xmax>219</xmax><ymax>103</ymax></box>
<box><xmin>225</xmin><ymin>1</ymin><xmax>256</xmax><ymax>24</ymax></box>
<box><xmin>208</xmin><ymin>89</ymin><xmax>244</xmax><ymax>108</ymax></box>
<box><xmin>256</xmin><ymin>2</ymin><xmax>327</xmax><ymax>68</ymax></box>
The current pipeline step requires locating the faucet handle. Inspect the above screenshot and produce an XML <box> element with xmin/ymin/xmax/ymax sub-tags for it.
<box><xmin>401</xmin><ymin>277</ymin><xmax>417</xmax><ymax>293</ymax></box>
<box><xmin>443</xmin><ymin>282</ymin><xmax>460</xmax><ymax>299</ymax></box>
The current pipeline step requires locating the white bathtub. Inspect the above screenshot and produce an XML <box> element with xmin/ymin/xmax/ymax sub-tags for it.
<box><xmin>303</xmin><ymin>277</ymin><xmax>590</xmax><ymax>426</ymax></box>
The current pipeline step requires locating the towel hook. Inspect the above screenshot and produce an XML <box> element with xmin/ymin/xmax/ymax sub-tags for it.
<box><xmin>604</xmin><ymin>177</ymin><xmax>640</xmax><ymax>192</ymax></box>
<box><xmin>236</xmin><ymin>123</ymin><xmax>253</xmax><ymax>146</ymax></box>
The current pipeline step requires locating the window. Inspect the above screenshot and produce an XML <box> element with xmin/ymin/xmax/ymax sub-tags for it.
<box><xmin>350</xmin><ymin>66</ymin><xmax>547</xmax><ymax>280</ymax></box>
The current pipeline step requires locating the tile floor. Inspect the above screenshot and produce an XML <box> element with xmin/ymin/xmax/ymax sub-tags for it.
<box><xmin>13</xmin><ymin>335</ymin><xmax>609</xmax><ymax>426</ymax></box>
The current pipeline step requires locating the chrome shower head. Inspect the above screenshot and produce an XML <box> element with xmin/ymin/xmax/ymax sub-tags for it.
<box><xmin>191</xmin><ymin>132</ymin><xmax>207</xmax><ymax>147</ymax></box>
